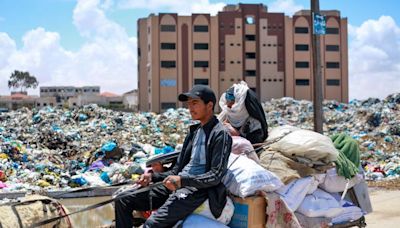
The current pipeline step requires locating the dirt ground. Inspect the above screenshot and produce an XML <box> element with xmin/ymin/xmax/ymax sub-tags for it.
<box><xmin>364</xmin><ymin>188</ymin><xmax>400</xmax><ymax>228</ymax></box>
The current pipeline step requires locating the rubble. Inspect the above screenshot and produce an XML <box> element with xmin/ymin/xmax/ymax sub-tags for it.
<box><xmin>0</xmin><ymin>93</ymin><xmax>399</xmax><ymax>192</ymax></box>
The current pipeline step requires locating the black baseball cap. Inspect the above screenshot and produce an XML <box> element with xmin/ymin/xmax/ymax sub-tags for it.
<box><xmin>178</xmin><ymin>85</ymin><xmax>216</xmax><ymax>106</ymax></box>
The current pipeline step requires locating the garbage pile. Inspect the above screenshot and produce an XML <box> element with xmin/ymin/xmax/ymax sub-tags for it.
<box><xmin>0</xmin><ymin>105</ymin><xmax>193</xmax><ymax>192</ymax></box>
<box><xmin>0</xmin><ymin>93</ymin><xmax>399</xmax><ymax>192</ymax></box>
<box><xmin>263</xmin><ymin>93</ymin><xmax>400</xmax><ymax>181</ymax></box>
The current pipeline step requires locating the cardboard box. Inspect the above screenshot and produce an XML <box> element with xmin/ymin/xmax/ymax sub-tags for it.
<box><xmin>228</xmin><ymin>196</ymin><xmax>267</xmax><ymax>228</ymax></box>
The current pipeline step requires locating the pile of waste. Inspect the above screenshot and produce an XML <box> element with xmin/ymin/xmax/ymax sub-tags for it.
<box><xmin>0</xmin><ymin>93</ymin><xmax>399</xmax><ymax>192</ymax></box>
<box><xmin>0</xmin><ymin>105</ymin><xmax>193</xmax><ymax>192</ymax></box>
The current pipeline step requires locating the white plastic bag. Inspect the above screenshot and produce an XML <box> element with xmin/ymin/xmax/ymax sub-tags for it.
<box><xmin>331</xmin><ymin>201</ymin><xmax>363</xmax><ymax>224</ymax></box>
<box><xmin>223</xmin><ymin>154</ymin><xmax>283</xmax><ymax>197</ymax></box>
<box><xmin>275</xmin><ymin>177</ymin><xmax>319</xmax><ymax>211</ymax></box>
<box><xmin>319</xmin><ymin>168</ymin><xmax>363</xmax><ymax>193</ymax></box>
<box><xmin>268</xmin><ymin>125</ymin><xmax>339</xmax><ymax>164</ymax></box>
<box><xmin>297</xmin><ymin>188</ymin><xmax>344</xmax><ymax>218</ymax></box>
<box><xmin>231</xmin><ymin>136</ymin><xmax>260</xmax><ymax>163</ymax></box>
<box><xmin>193</xmin><ymin>197</ymin><xmax>234</xmax><ymax>225</ymax></box>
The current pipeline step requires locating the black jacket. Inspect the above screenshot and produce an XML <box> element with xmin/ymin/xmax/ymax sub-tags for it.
<box><xmin>244</xmin><ymin>89</ymin><xmax>268</xmax><ymax>144</ymax></box>
<box><xmin>152</xmin><ymin>116</ymin><xmax>232</xmax><ymax>218</ymax></box>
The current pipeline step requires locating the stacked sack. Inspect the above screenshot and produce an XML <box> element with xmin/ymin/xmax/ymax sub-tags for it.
<box><xmin>258</xmin><ymin>126</ymin><xmax>368</xmax><ymax>227</ymax></box>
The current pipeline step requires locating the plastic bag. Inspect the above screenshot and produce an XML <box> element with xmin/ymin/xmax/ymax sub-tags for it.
<box><xmin>183</xmin><ymin>215</ymin><xmax>229</xmax><ymax>228</ymax></box>
<box><xmin>223</xmin><ymin>154</ymin><xmax>283</xmax><ymax>197</ymax></box>
<box><xmin>193</xmin><ymin>196</ymin><xmax>234</xmax><ymax>225</ymax></box>
<box><xmin>231</xmin><ymin>136</ymin><xmax>260</xmax><ymax>163</ymax></box>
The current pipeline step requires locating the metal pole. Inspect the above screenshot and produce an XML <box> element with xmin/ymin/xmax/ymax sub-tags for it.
<box><xmin>311</xmin><ymin>0</ymin><xmax>324</xmax><ymax>133</ymax></box>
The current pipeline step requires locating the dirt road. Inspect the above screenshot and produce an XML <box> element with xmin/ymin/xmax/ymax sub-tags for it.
<box><xmin>365</xmin><ymin>189</ymin><xmax>400</xmax><ymax>228</ymax></box>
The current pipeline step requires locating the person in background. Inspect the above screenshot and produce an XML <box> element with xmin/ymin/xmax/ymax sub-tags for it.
<box><xmin>218</xmin><ymin>81</ymin><xmax>268</xmax><ymax>144</ymax></box>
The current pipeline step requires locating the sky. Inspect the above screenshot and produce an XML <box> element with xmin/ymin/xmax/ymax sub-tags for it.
<box><xmin>1</xmin><ymin>0</ymin><xmax>400</xmax><ymax>100</ymax></box>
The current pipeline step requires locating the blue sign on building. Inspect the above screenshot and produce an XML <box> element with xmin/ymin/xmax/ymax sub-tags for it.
<box><xmin>313</xmin><ymin>13</ymin><xmax>326</xmax><ymax>35</ymax></box>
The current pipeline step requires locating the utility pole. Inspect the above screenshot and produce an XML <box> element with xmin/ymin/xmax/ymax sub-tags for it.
<box><xmin>311</xmin><ymin>0</ymin><xmax>324</xmax><ymax>133</ymax></box>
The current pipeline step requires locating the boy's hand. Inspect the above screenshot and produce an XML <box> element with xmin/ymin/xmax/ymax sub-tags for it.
<box><xmin>163</xmin><ymin>175</ymin><xmax>181</xmax><ymax>191</ymax></box>
<box><xmin>137</xmin><ymin>173</ymin><xmax>152</xmax><ymax>187</ymax></box>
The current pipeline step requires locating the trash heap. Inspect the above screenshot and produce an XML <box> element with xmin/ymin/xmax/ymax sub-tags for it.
<box><xmin>0</xmin><ymin>93</ymin><xmax>399</xmax><ymax>192</ymax></box>
<box><xmin>263</xmin><ymin>93</ymin><xmax>400</xmax><ymax>181</ymax></box>
<box><xmin>0</xmin><ymin>105</ymin><xmax>193</xmax><ymax>192</ymax></box>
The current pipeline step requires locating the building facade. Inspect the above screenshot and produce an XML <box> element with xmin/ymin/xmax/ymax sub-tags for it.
<box><xmin>138</xmin><ymin>4</ymin><xmax>348</xmax><ymax>112</ymax></box>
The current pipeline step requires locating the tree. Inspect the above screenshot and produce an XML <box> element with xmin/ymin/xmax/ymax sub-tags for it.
<box><xmin>7</xmin><ymin>70</ymin><xmax>39</xmax><ymax>93</ymax></box>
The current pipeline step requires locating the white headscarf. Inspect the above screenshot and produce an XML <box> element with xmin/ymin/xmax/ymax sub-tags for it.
<box><xmin>218</xmin><ymin>81</ymin><xmax>250</xmax><ymax>128</ymax></box>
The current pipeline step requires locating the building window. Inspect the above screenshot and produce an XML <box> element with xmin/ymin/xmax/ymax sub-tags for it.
<box><xmin>194</xmin><ymin>25</ymin><xmax>208</xmax><ymax>32</ymax></box>
<box><xmin>295</xmin><ymin>61</ymin><xmax>309</xmax><ymax>68</ymax></box>
<box><xmin>327</xmin><ymin>79</ymin><xmax>340</xmax><ymax>86</ymax></box>
<box><xmin>161</xmin><ymin>61</ymin><xmax>176</xmax><ymax>68</ymax></box>
<box><xmin>245</xmin><ymin>35</ymin><xmax>256</xmax><ymax>41</ymax></box>
<box><xmin>326</xmin><ymin>27</ymin><xmax>339</xmax><ymax>34</ymax></box>
<box><xmin>326</xmin><ymin>45</ymin><xmax>339</xmax><ymax>51</ymax></box>
<box><xmin>160</xmin><ymin>25</ymin><xmax>175</xmax><ymax>32</ymax></box>
<box><xmin>245</xmin><ymin>16</ymin><xmax>255</xmax><ymax>24</ymax></box>
<box><xmin>194</xmin><ymin>79</ymin><xmax>209</xmax><ymax>85</ymax></box>
<box><xmin>161</xmin><ymin>102</ymin><xmax>176</xmax><ymax>110</ymax></box>
<box><xmin>194</xmin><ymin>61</ymin><xmax>209</xmax><ymax>68</ymax></box>
<box><xmin>245</xmin><ymin>70</ymin><xmax>256</xmax><ymax>76</ymax></box>
<box><xmin>194</xmin><ymin>43</ymin><xmax>209</xmax><ymax>50</ymax></box>
<box><xmin>295</xmin><ymin>44</ymin><xmax>309</xmax><ymax>51</ymax></box>
<box><xmin>160</xmin><ymin>79</ymin><xmax>177</xmax><ymax>87</ymax></box>
<box><xmin>245</xmin><ymin>52</ymin><xmax>256</xmax><ymax>59</ymax></box>
<box><xmin>296</xmin><ymin>79</ymin><xmax>310</xmax><ymax>86</ymax></box>
<box><xmin>326</xmin><ymin>62</ymin><xmax>340</xmax><ymax>68</ymax></box>
<box><xmin>161</xmin><ymin>43</ymin><xmax>176</xmax><ymax>50</ymax></box>
<box><xmin>295</xmin><ymin>27</ymin><xmax>309</xmax><ymax>34</ymax></box>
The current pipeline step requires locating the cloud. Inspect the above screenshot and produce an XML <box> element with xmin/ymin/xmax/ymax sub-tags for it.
<box><xmin>118</xmin><ymin>0</ymin><xmax>226</xmax><ymax>15</ymax></box>
<box><xmin>0</xmin><ymin>0</ymin><xmax>137</xmax><ymax>95</ymax></box>
<box><xmin>268</xmin><ymin>0</ymin><xmax>304</xmax><ymax>15</ymax></box>
<box><xmin>349</xmin><ymin>16</ymin><xmax>400</xmax><ymax>100</ymax></box>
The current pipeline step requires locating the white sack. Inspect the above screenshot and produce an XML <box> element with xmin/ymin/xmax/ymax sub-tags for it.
<box><xmin>297</xmin><ymin>188</ymin><xmax>344</xmax><ymax>218</ymax></box>
<box><xmin>267</xmin><ymin>125</ymin><xmax>338</xmax><ymax>164</ymax></box>
<box><xmin>319</xmin><ymin>168</ymin><xmax>363</xmax><ymax>193</ymax></box>
<box><xmin>222</xmin><ymin>154</ymin><xmax>283</xmax><ymax>197</ymax></box>
<box><xmin>275</xmin><ymin>177</ymin><xmax>319</xmax><ymax>212</ymax></box>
